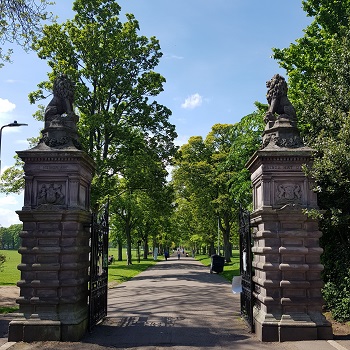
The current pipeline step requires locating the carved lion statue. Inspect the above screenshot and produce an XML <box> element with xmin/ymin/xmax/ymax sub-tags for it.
<box><xmin>44</xmin><ymin>74</ymin><xmax>75</xmax><ymax>122</ymax></box>
<box><xmin>265</xmin><ymin>74</ymin><xmax>296</xmax><ymax>122</ymax></box>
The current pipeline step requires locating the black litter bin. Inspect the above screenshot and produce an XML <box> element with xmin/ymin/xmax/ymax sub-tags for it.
<box><xmin>210</xmin><ymin>254</ymin><xmax>225</xmax><ymax>274</ymax></box>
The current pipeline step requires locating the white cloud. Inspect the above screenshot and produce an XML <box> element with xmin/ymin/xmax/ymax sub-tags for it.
<box><xmin>181</xmin><ymin>93</ymin><xmax>203</xmax><ymax>110</ymax></box>
<box><xmin>0</xmin><ymin>208</ymin><xmax>21</xmax><ymax>227</ymax></box>
<box><xmin>0</xmin><ymin>98</ymin><xmax>16</xmax><ymax>113</ymax></box>
<box><xmin>0</xmin><ymin>195</ymin><xmax>21</xmax><ymax>227</ymax></box>
<box><xmin>164</xmin><ymin>53</ymin><xmax>184</xmax><ymax>60</ymax></box>
<box><xmin>0</xmin><ymin>195</ymin><xmax>19</xmax><ymax>206</ymax></box>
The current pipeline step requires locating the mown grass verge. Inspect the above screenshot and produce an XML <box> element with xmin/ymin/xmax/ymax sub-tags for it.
<box><xmin>0</xmin><ymin>248</ymin><xmax>158</xmax><ymax>313</ymax></box>
<box><xmin>107</xmin><ymin>248</ymin><xmax>157</xmax><ymax>284</ymax></box>
<box><xmin>195</xmin><ymin>250</ymin><xmax>240</xmax><ymax>282</ymax></box>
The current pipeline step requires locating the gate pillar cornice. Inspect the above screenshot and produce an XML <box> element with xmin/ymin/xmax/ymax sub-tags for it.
<box><xmin>245</xmin><ymin>74</ymin><xmax>332</xmax><ymax>342</ymax></box>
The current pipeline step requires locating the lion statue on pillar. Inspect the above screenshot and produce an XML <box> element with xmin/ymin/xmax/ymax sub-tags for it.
<box><xmin>44</xmin><ymin>74</ymin><xmax>75</xmax><ymax>127</ymax></box>
<box><xmin>264</xmin><ymin>74</ymin><xmax>296</xmax><ymax>126</ymax></box>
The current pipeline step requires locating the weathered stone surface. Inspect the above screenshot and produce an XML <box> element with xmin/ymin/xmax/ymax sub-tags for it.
<box><xmin>245</xmin><ymin>75</ymin><xmax>332</xmax><ymax>341</ymax></box>
<box><xmin>8</xmin><ymin>149</ymin><xmax>94</xmax><ymax>341</ymax></box>
<box><xmin>247</xmin><ymin>149</ymin><xmax>332</xmax><ymax>341</ymax></box>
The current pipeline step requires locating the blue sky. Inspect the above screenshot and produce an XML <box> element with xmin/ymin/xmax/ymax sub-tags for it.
<box><xmin>0</xmin><ymin>1</ymin><xmax>312</xmax><ymax>227</ymax></box>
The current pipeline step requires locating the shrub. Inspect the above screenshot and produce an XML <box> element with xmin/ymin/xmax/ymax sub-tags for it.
<box><xmin>322</xmin><ymin>271</ymin><xmax>350</xmax><ymax>322</ymax></box>
<box><xmin>0</xmin><ymin>253</ymin><xmax>6</xmax><ymax>271</ymax></box>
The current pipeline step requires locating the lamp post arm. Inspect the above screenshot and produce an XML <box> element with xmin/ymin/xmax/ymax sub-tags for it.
<box><xmin>0</xmin><ymin>125</ymin><xmax>7</xmax><ymax>176</ymax></box>
<box><xmin>0</xmin><ymin>121</ymin><xmax>28</xmax><ymax>175</ymax></box>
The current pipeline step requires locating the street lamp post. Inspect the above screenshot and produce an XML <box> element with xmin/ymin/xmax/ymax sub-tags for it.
<box><xmin>0</xmin><ymin>120</ymin><xmax>28</xmax><ymax>174</ymax></box>
<box><xmin>217</xmin><ymin>216</ymin><xmax>220</xmax><ymax>255</ymax></box>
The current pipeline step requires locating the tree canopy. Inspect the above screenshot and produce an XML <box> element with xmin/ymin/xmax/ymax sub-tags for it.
<box><xmin>23</xmin><ymin>0</ymin><xmax>177</xmax><ymax>264</ymax></box>
<box><xmin>273</xmin><ymin>0</ymin><xmax>350</xmax><ymax>321</ymax></box>
<box><xmin>28</xmin><ymin>0</ymin><xmax>177</xmax><ymax>202</ymax></box>
<box><xmin>172</xmin><ymin>108</ymin><xmax>264</xmax><ymax>261</ymax></box>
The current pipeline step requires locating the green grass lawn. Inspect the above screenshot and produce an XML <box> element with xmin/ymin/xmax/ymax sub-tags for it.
<box><xmin>0</xmin><ymin>248</ymin><xmax>237</xmax><ymax>314</ymax></box>
<box><xmin>0</xmin><ymin>248</ymin><xmax>158</xmax><ymax>286</ymax></box>
<box><xmin>1</xmin><ymin>248</ymin><xmax>239</xmax><ymax>286</ymax></box>
<box><xmin>195</xmin><ymin>250</ymin><xmax>240</xmax><ymax>282</ymax></box>
<box><xmin>0</xmin><ymin>250</ymin><xmax>21</xmax><ymax>285</ymax></box>
<box><xmin>107</xmin><ymin>248</ymin><xmax>157</xmax><ymax>284</ymax></box>
<box><xmin>0</xmin><ymin>248</ymin><xmax>157</xmax><ymax>313</ymax></box>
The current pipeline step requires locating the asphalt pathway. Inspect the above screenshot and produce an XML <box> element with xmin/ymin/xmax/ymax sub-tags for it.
<box><xmin>2</xmin><ymin>255</ymin><xmax>350</xmax><ymax>350</ymax></box>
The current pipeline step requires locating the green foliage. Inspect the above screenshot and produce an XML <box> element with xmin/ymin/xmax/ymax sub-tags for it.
<box><xmin>0</xmin><ymin>224</ymin><xmax>22</xmax><ymax>250</ymax></box>
<box><xmin>0</xmin><ymin>156</ymin><xmax>25</xmax><ymax>195</ymax></box>
<box><xmin>28</xmin><ymin>0</ymin><xmax>177</xmax><ymax>207</ymax></box>
<box><xmin>0</xmin><ymin>253</ymin><xmax>5</xmax><ymax>271</ymax></box>
<box><xmin>172</xmin><ymin>127</ymin><xmax>231</xmax><ymax>258</ymax></box>
<box><xmin>227</xmin><ymin>107</ymin><xmax>264</xmax><ymax>209</ymax></box>
<box><xmin>273</xmin><ymin>2</ymin><xmax>350</xmax><ymax>321</ymax></box>
<box><xmin>0</xmin><ymin>306</ymin><xmax>19</xmax><ymax>314</ymax></box>
<box><xmin>323</xmin><ymin>276</ymin><xmax>350</xmax><ymax>322</ymax></box>
<box><xmin>0</xmin><ymin>0</ymin><xmax>178</xmax><ymax>263</ymax></box>
<box><xmin>172</xmin><ymin>112</ymin><xmax>263</xmax><ymax>262</ymax></box>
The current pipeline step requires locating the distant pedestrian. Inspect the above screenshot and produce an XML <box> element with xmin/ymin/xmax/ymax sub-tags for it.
<box><xmin>153</xmin><ymin>247</ymin><xmax>158</xmax><ymax>261</ymax></box>
<box><xmin>164</xmin><ymin>250</ymin><xmax>169</xmax><ymax>261</ymax></box>
<box><xmin>177</xmin><ymin>249</ymin><xmax>180</xmax><ymax>260</ymax></box>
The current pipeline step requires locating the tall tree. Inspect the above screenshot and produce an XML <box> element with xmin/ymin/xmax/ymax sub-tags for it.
<box><xmin>227</xmin><ymin>107</ymin><xmax>265</xmax><ymax>208</ymax></box>
<box><xmin>8</xmin><ymin>0</ymin><xmax>179</xmax><ymax>266</ymax></box>
<box><xmin>0</xmin><ymin>224</ymin><xmax>22</xmax><ymax>249</ymax></box>
<box><xmin>27</xmin><ymin>0</ymin><xmax>177</xmax><ymax>208</ymax></box>
<box><xmin>273</xmin><ymin>2</ymin><xmax>350</xmax><ymax>321</ymax></box>
<box><xmin>172</xmin><ymin>134</ymin><xmax>218</xmax><ymax>255</ymax></box>
<box><xmin>205</xmin><ymin>124</ymin><xmax>235</xmax><ymax>261</ymax></box>
<box><xmin>172</xmin><ymin>109</ymin><xmax>264</xmax><ymax>262</ymax></box>
<box><xmin>272</xmin><ymin>0</ymin><xmax>350</xmax><ymax>136</ymax></box>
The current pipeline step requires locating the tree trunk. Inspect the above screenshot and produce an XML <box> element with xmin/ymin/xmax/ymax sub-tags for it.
<box><xmin>117</xmin><ymin>238</ymin><xmax>123</xmax><ymax>261</ymax></box>
<box><xmin>143</xmin><ymin>236</ymin><xmax>149</xmax><ymax>260</ymax></box>
<box><xmin>126</xmin><ymin>219</ymin><xmax>132</xmax><ymax>265</ymax></box>
<box><xmin>209</xmin><ymin>242</ymin><xmax>215</xmax><ymax>256</ymax></box>
<box><xmin>222</xmin><ymin>214</ymin><xmax>231</xmax><ymax>262</ymax></box>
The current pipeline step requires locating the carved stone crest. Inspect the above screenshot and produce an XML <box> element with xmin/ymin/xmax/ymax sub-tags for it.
<box><xmin>276</xmin><ymin>183</ymin><xmax>302</xmax><ymax>205</ymax></box>
<box><xmin>37</xmin><ymin>183</ymin><xmax>65</xmax><ymax>206</ymax></box>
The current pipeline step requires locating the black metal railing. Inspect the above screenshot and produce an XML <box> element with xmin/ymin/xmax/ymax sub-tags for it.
<box><xmin>239</xmin><ymin>205</ymin><xmax>254</xmax><ymax>332</ymax></box>
<box><xmin>88</xmin><ymin>203</ymin><xmax>109</xmax><ymax>332</ymax></box>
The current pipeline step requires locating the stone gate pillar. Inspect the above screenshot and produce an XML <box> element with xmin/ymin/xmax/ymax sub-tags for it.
<box><xmin>8</xmin><ymin>75</ymin><xmax>95</xmax><ymax>342</ymax></box>
<box><xmin>245</xmin><ymin>74</ymin><xmax>333</xmax><ymax>342</ymax></box>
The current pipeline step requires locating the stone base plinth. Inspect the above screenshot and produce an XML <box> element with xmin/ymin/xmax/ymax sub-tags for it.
<box><xmin>254</xmin><ymin>309</ymin><xmax>333</xmax><ymax>342</ymax></box>
<box><xmin>8</xmin><ymin>317</ymin><xmax>88</xmax><ymax>342</ymax></box>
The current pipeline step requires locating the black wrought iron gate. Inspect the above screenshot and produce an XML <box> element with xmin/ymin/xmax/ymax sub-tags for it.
<box><xmin>239</xmin><ymin>206</ymin><xmax>254</xmax><ymax>332</ymax></box>
<box><xmin>88</xmin><ymin>204</ymin><xmax>109</xmax><ymax>331</ymax></box>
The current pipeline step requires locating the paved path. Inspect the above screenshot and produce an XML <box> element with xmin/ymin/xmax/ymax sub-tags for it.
<box><xmin>2</xmin><ymin>256</ymin><xmax>350</xmax><ymax>349</ymax></box>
